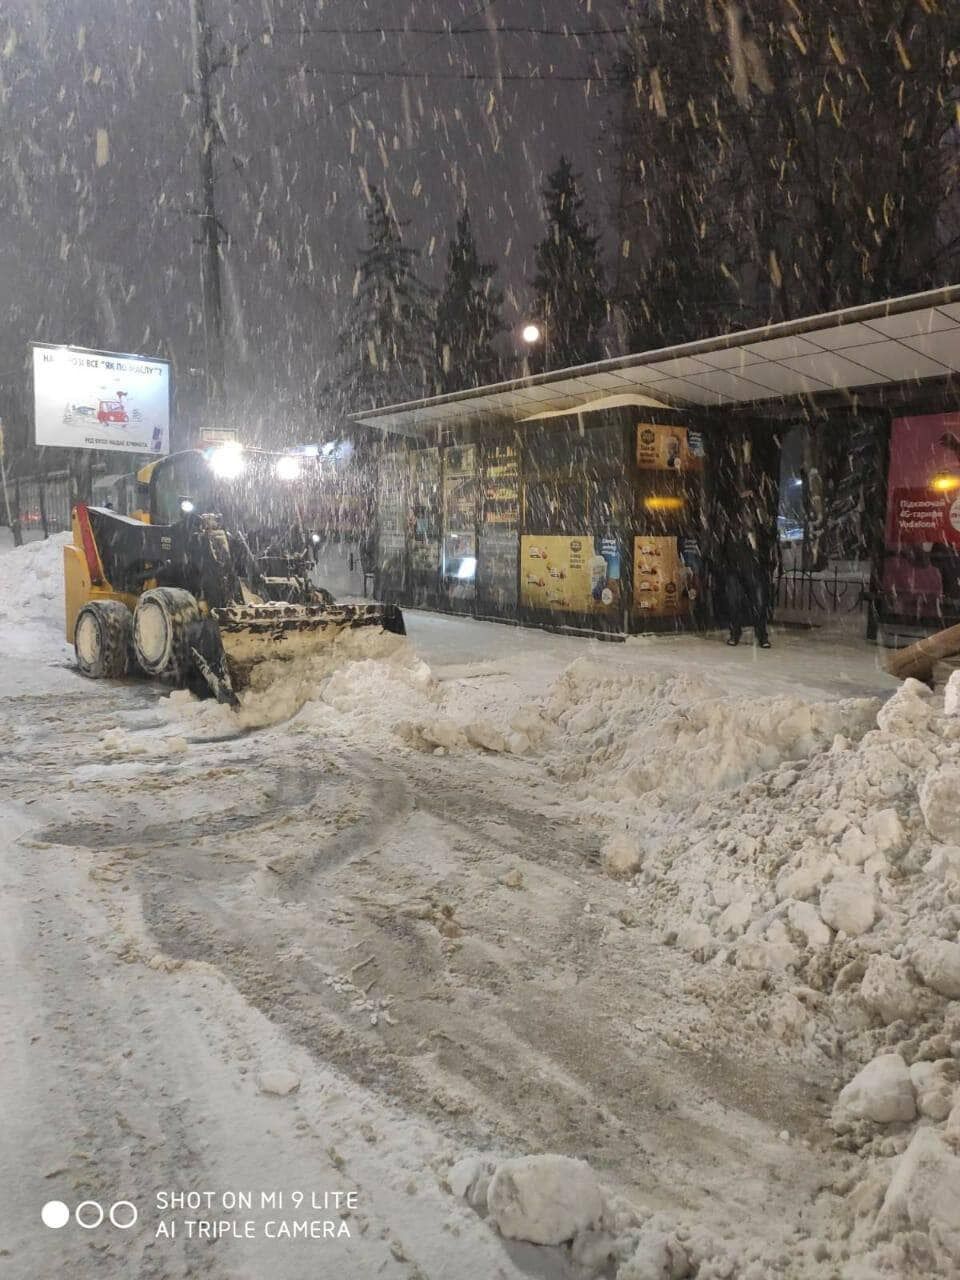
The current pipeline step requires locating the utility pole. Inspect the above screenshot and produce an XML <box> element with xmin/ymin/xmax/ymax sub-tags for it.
<box><xmin>190</xmin><ymin>0</ymin><xmax>226</xmax><ymax>414</ymax></box>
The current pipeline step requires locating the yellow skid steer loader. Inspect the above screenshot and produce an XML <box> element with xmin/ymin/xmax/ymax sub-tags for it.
<box><xmin>64</xmin><ymin>445</ymin><xmax>403</xmax><ymax>706</ymax></box>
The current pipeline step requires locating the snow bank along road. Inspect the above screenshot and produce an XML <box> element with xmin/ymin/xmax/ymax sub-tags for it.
<box><xmin>4</xmin><ymin>534</ymin><xmax>960</xmax><ymax>1278</ymax></box>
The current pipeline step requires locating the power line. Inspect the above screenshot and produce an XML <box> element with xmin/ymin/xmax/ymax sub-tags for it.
<box><xmin>268</xmin><ymin>25</ymin><xmax>628</xmax><ymax>38</ymax></box>
<box><xmin>266</xmin><ymin>0</ymin><xmax>509</xmax><ymax>145</ymax></box>
<box><xmin>284</xmin><ymin>68</ymin><xmax>610</xmax><ymax>81</ymax></box>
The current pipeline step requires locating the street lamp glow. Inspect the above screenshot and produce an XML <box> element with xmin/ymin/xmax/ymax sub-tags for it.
<box><xmin>275</xmin><ymin>454</ymin><xmax>302</xmax><ymax>482</ymax></box>
<box><xmin>208</xmin><ymin>442</ymin><xmax>245</xmax><ymax>479</ymax></box>
<box><xmin>521</xmin><ymin>323</ymin><xmax>543</xmax><ymax>344</ymax></box>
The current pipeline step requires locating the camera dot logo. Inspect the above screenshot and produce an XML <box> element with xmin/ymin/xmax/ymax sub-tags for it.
<box><xmin>41</xmin><ymin>1201</ymin><xmax>70</xmax><ymax>1230</ymax></box>
<box><xmin>41</xmin><ymin>1200</ymin><xmax>138</xmax><ymax>1230</ymax></box>
<box><xmin>76</xmin><ymin>1202</ymin><xmax>105</xmax><ymax>1230</ymax></box>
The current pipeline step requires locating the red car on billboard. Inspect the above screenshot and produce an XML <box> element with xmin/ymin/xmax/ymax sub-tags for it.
<box><xmin>97</xmin><ymin>392</ymin><xmax>129</xmax><ymax>425</ymax></box>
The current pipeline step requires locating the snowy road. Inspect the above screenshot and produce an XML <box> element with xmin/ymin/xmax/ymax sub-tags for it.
<box><xmin>7</xmin><ymin>537</ymin><xmax>960</xmax><ymax>1278</ymax></box>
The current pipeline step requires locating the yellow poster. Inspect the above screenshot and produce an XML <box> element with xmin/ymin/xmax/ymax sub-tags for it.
<box><xmin>633</xmin><ymin>536</ymin><xmax>691</xmax><ymax>616</ymax></box>
<box><xmin>520</xmin><ymin>535</ymin><xmax>621</xmax><ymax>613</ymax></box>
<box><xmin>636</xmin><ymin>424</ymin><xmax>705</xmax><ymax>473</ymax></box>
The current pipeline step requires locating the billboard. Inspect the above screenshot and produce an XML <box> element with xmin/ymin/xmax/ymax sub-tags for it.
<box><xmin>520</xmin><ymin>535</ymin><xmax>621</xmax><ymax>614</ymax></box>
<box><xmin>33</xmin><ymin>344</ymin><xmax>170</xmax><ymax>455</ymax></box>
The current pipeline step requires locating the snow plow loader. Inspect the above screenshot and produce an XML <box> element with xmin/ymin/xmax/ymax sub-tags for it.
<box><xmin>63</xmin><ymin>445</ymin><xmax>403</xmax><ymax>706</ymax></box>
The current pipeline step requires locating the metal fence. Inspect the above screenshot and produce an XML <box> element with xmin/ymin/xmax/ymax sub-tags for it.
<box><xmin>775</xmin><ymin>566</ymin><xmax>868</xmax><ymax>618</ymax></box>
<box><xmin>15</xmin><ymin>473</ymin><xmax>73</xmax><ymax>536</ymax></box>
<box><xmin>2</xmin><ymin>464</ymin><xmax>128</xmax><ymax>543</ymax></box>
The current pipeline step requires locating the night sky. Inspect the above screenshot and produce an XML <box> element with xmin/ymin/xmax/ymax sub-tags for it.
<box><xmin>0</xmin><ymin>0</ymin><xmax>625</xmax><ymax>449</ymax></box>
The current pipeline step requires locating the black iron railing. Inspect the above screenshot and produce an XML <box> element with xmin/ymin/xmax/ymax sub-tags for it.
<box><xmin>775</xmin><ymin>567</ymin><xmax>868</xmax><ymax>616</ymax></box>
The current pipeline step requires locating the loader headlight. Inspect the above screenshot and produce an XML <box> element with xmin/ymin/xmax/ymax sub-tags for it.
<box><xmin>310</xmin><ymin>532</ymin><xmax>321</xmax><ymax>545</ymax></box>
<box><xmin>275</xmin><ymin>455</ymin><xmax>302</xmax><ymax>481</ymax></box>
<box><xmin>179</xmin><ymin>498</ymin><xmax>195</xmax><ymax>514</ymax></box>
<box><xmin>209</xmin><ymin>443</ymin><xmax>245</xmax><ymax>479</ymax></box>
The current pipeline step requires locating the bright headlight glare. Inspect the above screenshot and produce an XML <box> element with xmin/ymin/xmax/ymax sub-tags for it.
<box><xmin>209</xmin><ymin>443</ymin><xmax>245</xmax><ymax>479</ymax></box>
<box><xmin>180</xmin><ymin>499</ymin><xmax>195</xmax><ymax>514</ymax></box>
<box><xmin>310</xmin><ymin>532</ymin><xmax>321</xmax><ymax>544</ymax></box>
<box><xmin>275</xmin><ymin>455</ymin><xmax>302</xmax><ymax>481</ymax></box>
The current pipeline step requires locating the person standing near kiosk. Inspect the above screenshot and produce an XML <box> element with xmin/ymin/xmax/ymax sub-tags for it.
<box><xmin>721</xmin><ymin>492</ymin><xmax>774</xmax><ymax>648</ymax></box>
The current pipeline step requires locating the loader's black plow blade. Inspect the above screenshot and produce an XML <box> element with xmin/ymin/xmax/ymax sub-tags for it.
<box><xmin>213</xmin><ymin>600</ymin><xmax>405</xmax><ymax>639</ymax></box>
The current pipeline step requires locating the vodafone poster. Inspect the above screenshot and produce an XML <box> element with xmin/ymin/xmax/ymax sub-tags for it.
<box><xmin>882</xmin><ymin>411</ymin><xmax>960</xmax><ymax>619</ymax></box>
<box><xmin>886</xmin><ymin>412</ymin><xmax>960</xmax><ymax>550</ymax></box>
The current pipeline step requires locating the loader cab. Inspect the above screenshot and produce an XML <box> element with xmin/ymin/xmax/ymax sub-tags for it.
<box><xmin>147</xmin><ymin>450</ymin><xmax>216</xmax><ymax>525</ymax></box>
<box><xmin>143</xmin><ymin>446</ymin><xmax>321</xmax><ymax>553</ymax></box>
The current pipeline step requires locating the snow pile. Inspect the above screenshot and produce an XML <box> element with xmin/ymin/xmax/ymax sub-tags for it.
<box><xmin>0</xmin><ymin>532</ymin><xmax>69</xmax><ymax>628</ymax></box>
<box><xmin>397</xmin><ymin>656</ymin><xmax>876</xmax><ymax>794</ymax></box>
<box><xmin>483</xmin><ymin>1154</ymin><xmax>605</xmax><ymax>1246</ymax></box>
<box><xmin>539</xmin><ymin>658</ymin><xmax>879</xmax><ymax>815</ymax></box>
<box><xmin>624</xmin><ymin>677</ymin><xmax>960</xmax><ymax>1001</ymax></box>
<box><xmin>584</xmin><ymin>676</ymin><xmax>960</xmax><ymax>1275</ymax></box>
<box><xmin>449</xmin><ymin>1152</ymin><xmax>796</xmax><ymax>1278</ymax></box>
<box><xmin>159</xmin><ymin>626</ymin><xmax>436</xmax><ymax>735</ymax></box>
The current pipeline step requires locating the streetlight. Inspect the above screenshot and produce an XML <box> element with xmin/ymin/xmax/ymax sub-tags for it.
<box><xmin>520</xmin><ymin>320</ymin><xmax>549</xmax><ymax>373</ymax></box>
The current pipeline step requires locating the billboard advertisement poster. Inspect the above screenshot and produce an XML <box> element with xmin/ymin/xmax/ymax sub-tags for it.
<box><xmin>636</xmin><ymin>423</ymin><xmax>704</xmax><ymax>472</ymax></box>
<box><xmin>886</xmin><ymin>413</ymin><xmax>960</xmax><ymax>549</ymax></box>
<box><xmin>881</xmin><ymin>413</ymin><xmax>960</xmax><ymax>620</ymax></box>
<box><xmin>33</xmin><ymin>344</ymin><xmax>170</xmax><ymax>455</ymax></box>
<box><xmin>520</xmin><ymin>535</ymin><xmax>621</xmax><ymax>613</ymax></box>
<box><xmin>634</xmin><ymin>535</ymin><xmax>697</xmax><ymax>616</ymax></box>
<box><xmin>889</xmin><ymin>488</ymin><xmax>960</xmax><ymax>548</ymax></box>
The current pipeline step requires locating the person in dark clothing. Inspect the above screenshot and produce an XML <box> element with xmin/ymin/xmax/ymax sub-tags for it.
<box><xmin>721</xmin><ymin>511</ymin><xmax>773</xmax><ymax>648</ymax></box>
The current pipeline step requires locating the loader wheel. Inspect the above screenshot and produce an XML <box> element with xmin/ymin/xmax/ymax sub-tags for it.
<box><xmin>75</xmin><ymin>600</ymin><xmax>133</xmax><ymax>680</ymax></box>
<box><xmin>133</xmin><ymin>587</ymin><xmax>201</xmax><ymax>683</ymax></box>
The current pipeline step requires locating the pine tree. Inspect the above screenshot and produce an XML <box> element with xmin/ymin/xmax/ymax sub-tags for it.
<box><xmin>435</xmin><ymin>207</ymin><xmax>504</xmax><ymax>393</ymax></box>
<box><xmin>612</xmin><ymin>1</ymin><xmax>960</xmax><ymax>343</ymax></box>
<box><xmin>335</xmin><ymin>187</ymin><xmax>435</xmax><ymax>414</ymax></box>
<box><xmin>531</xmin><ymin>158</ymin><xmax>607</xmax><ymax>370</ymax></box>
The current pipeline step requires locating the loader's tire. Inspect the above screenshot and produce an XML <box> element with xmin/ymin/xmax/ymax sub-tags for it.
<box><xmin>133</xmin><ymin>587</ymin><xmax>201</xmax><ymax>683</ymax></box>
<box><xmin>75</xmin><ymin>600</ymin><xmax>133</xmax><ymax>680</ymax></box>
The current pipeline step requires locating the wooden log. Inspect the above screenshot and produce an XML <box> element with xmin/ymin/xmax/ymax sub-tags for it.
<box><xmin>885</xmin><ymin>621</ymin><xmax>960</xmax><ymax>683</ymax></box>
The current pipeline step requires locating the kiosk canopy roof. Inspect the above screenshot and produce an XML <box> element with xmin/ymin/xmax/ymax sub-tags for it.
<box><xmin>351</xmin><ymin>286</ymin><xmax>960</xmax><ymax>436</ymax></box>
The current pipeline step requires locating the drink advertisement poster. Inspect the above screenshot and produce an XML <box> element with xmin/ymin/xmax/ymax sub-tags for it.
<box><xmin>633</xmin><ymin>535</ymin><xmax>698</xmax><ymax>616</ymax></box>
<box><xmin>636</xmin><ymin>424</ymin><xmax>705</xmax><ymax>473</ymax></box>
<box><xmin>520</xmin><ymin>535</ymin><xmax>621</xmax><ymax>613</ymax></box>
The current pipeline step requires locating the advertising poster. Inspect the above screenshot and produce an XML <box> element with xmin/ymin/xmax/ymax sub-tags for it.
<box><xmin>636</xmin><ymin>423</ymin><xmax>704</xmax><ymax>473</ymax></box>
<box><xmin>33</xmin><ymin>344</ymin><xmax>170</xmax><ymax>455</ymax></box>
<box><xmin>520</xmin><ymin>535</ymin><xmax>621</xmax><ymax>613</ymax></box>
<box><xmin>408</xmin><ymin>448</ymin><xmax>440</xmax><ymax>573</ymax></box>
<box><xmin>882</xmin><ymin>413</ymin><xmax>960</xmax><ymax>617</ymax></box>
<box><xmin>482</xmin><ymin>443</ymin><xmax>519</xmax><ymax>526</ymax></box>
<box><xmin>478</xmin><ymin>443</ymin><xmax>520</xmax><ymax>610</ymax></box>
<box><xmin>885</xmin><ymin>413</ymin><xmax>960</xmax><ymax>550</ymax></box>
<box><xmin>889</xmin><ymin>488</ymin><xmax>960</xmax><ymax>548</ymax></box>
<box><xmin>442</xmin><ymin>446</ymin><xmax>477</xmax><ymax>591</ymax></box>
<box><xmin>633</xmin><ymin>535</ymin><xmax>698</xmax><ymax>617</ymax></box>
